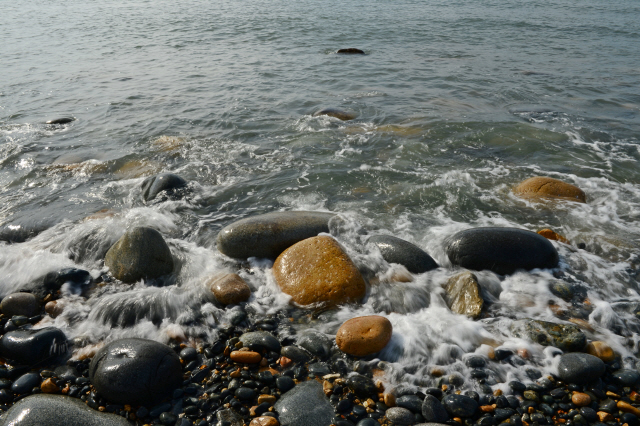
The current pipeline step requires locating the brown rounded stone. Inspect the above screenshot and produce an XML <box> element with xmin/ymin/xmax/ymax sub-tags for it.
<box><xmin>250</xmin><ymin>417</ymin><xmax>280</xmax><ymax>426</ymax></box>
<box><xmin>45</xmin><ymin>300</ymin><xmax>64</xmax><ymax>318</ymax></box>
<box><xmin>0</xmin><ymin>293</ymin><xmax>39</xmax><ymax>317</ymax></box>
<box><xmin>258</xmin><ymin>394</ymin><xmax>277</xmax><ymax>405</ymax></box>
<box><xmin>617</xmin><ymin>401</ymin><xmax>640</xmax><ymax>417</ymax></box>
<box><xmin>207</xmin><ymin>273</ymin><xmax>251</xmax><ymax>305</ymax></box>
<box><xmin>586</xmin><ymin>341</ymin><xmax>616</xmax><ymax>362</ymax></box>
<box><xmin>335</xmin><ymin>315</ymin><xmax>393</xmax><ymax>357</ymax></box>
<box><xmin>538</xmin><ymin>228</ymin><xmax>570</xmax><ymax>244</ymax></box>
<box><xmin>514</xmin><ymin>177</ymin><xmax>586</xmax><ymax>203</ymax></box>
<box><xmin>572</xmin><ymin>392</ymin><xmax>591</xmax><ymax>407</ymax></box>
<box><xmin>384</xmin><ymin>393</ymin><xmax>396</xmax><ymax>407</ymax></box>
<box><xmin>273</xmin><ymin>236</ymin><xmax>366</xmax><ymax>308</ymax></box>
<box><xmin>41</xmin><ymin>378</ymin><xmax>60</xmax><ymax>393</ymax></box>
<box><xmin>230</xmin><ymin>350</ymin><xmax>261</xmax><ymax>364</ymax></box>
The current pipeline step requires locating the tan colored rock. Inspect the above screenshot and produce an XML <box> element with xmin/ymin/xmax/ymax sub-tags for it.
<box><xmin>335</xmin><ymin>315</ymin><xmax>393</xmax><ymax>357</ymax></box>
<box><xmin>258</xmin><ymin>394</ymin><xmax>276</xmax><ymax>405</ymax></box>
<box><xmin>207</xmin><ymin>273</ymin><xmax>251</xmax><ymax>305</ymax></box>
<box><xmin>443</xmin><ymin>272</ymin><xmax>484</xmax><ymax>319</ymax></box>
<box><xmin>323</xmin><ymin>380</ymin><xmax>334</xmax><ymax>396</ymax></box>
<box><xmin>384</xmin><ymin>393</ymin><xmax>396</xmax><ymax>407</ymax></box>
<box><xmin>538</xmin><ymin>228</ymin><xmax>570</xmax><ymax>244</ymax></box>
<box><xmin>250</xmin><ymin>417</ymin><xmax>280</xmax><ymax>426</ymax></box>
<box><xmin>514</xmin><ymin>177</ymin><xmax>586</xmax><ymax>203</ymax></box>
<box><xmin>597</xmin><ymin>411</ymin><xmax>614</xmax><ymax>422</ymax></box>
<box><xmin>572</xmin><ymin>392</ymin><xmax>591</xmax><ymax>407</ymax></box>
<box><xmin>586</xmin><ymin>341</ymin><xmax>616</xmax><ymax>362</ymax></box>
<box><xmin>273</xmin><ymin>236</ymin><xmax>366</xmax><ymax>308</ymax></box>
<box><xmin>618</xmin><ymin>401</ymin><xmax>640</xmax><ymax>417</ymax></box>
<box><xmin>41</xmin><ymin>378</ymin><xmax>60</xmax><ymax>393</ymax></box>
<box><xmin>45</xmin><ymin>300</ymin><xmax>64</xmax><ymax>318</ymax></box>
<box><xmin>230</xmin><ymin>350</ymin><xmax>261</xmax><ymax>364</ymax></box>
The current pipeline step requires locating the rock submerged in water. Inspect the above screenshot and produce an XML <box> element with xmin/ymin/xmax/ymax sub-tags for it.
<box><xmin>273</xmin><ymin>235</ymin><xmax>366</xmax><ymax>308</ymax></box>
<box><xmin>337</xmin><ymin>48</ymin><xmax>365</xmax><ymax>54</ymax></box>
<box><xmin>445</xmin><ymin>227</ymin><xmax>559</xmax><ymax>275</ymax></box>
<box><xmin>45</xmin><ymin>117</ymin><xmax>75</xmax><ymax>125</ymax></box>
<box><xmin>512</xmin><ymin>319</ymin><xmax>587</xmax><ymax>352</ymax></box>
<box><xmin>274</xmin><ymin>380</ymin><xmax>336</xmax><ymax>426</ymax></box>
<box><xmin>105</xmin><ymin>226</ymin><xmax>174</xmax><ymax>283</ymax></box>
<box><xmin>0</xmin><ymin>327</ymin><xmax>68</xmax><ymax>366</ymax></box>
<box><xmin>313</xmin><ymin>108</ymin><xmax>357</xmax><ymax>121</ymax></box>
<box><xmin>443</xmin><ymin>271</ymin><xmax>484</xmax><ymax>319</ymax></box>
<box><xmin>557</xmin><ymin>352</ymin><xmax>606</xmax><ymax>385</ymax></box>
<box><xmin>367</xmin><ymin>235</ymin><xmax>438</xmax><ymax>274</ymax></box>
<box><xmin>336</xmin><ymin>315</ymin><xmax>393</xmax><ymax>357</ymax></box>
<box><xmin>216</xmin><ymin>211</ymin><xmax>335</xmax><ymax>260</ymax></box>
<box><xmin>89</xmin><ymin>338</ymin><xmax>182</xmax><ymax>406</ymax></box>
<box><xmin>141</xmin><ymin>172</ymin><xmax>187</xmax><ymax>202</ymax></box>
<box><xmin>514</xmin><ymin>176</ymin><xmax>586</xmax><ymax>203</ymax></box>
<box><xmin>0</xmin><ymin>394</ymin><xmax>131</xmax><ymax>426</ymax></box>
<box><xmin>208</xmin><ymin>273</ymin><xmax>251</xmax><ymax>305</ymax></box>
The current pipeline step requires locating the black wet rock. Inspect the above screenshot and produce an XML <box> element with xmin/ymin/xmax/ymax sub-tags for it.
<box><xmin>274</xmin><ymin>380</ymin><xmax>336</xmax><ymax>426</ymax></box>
<box><xmin>104</xmin><ymin>226</ymin><xmax>174</xmax><ymax>283</ymax></box>
<box><xmin>216</xmin><ymin>211</ymin><xmax>335</xmax><ymax>260</ymax></box>
<box><xmin>346</xmin><ymin>374</ymin><xmax>377</xmax><ymax>398</ymax></box>
<box><xmin>0</xmin><ymin>327</ymin><xmax>68</xmax><ymax>366</ymax></box>
<box><xmin>46</xmin><ymin>117</ymin><xmax>76</xmax><ymax>125</ymax></box>
<box><xmin>239</xmin><ymin>331</ymin><xmax>281</xmax><ymax>353</ymax></box>
<box><xmin>141</xmin><ymin>173</ymin><xmax>187</xmax><ymax>202</ymax></box>
<box><xmin>89</xmin><ymin>338</ymin><xmax>182</xmax><ymax>405</ymax></box>
<box><xmin>445</xmin><ymin>227</ymin><xmax>559</xmax><ymax>275</ymax></box>
<box><xmin>40</xmin><ymin>268</ymin><xmax>93</xmax><ymax>297</ymax></box>
<box><xmin>11</xmin><ymin>372</ymin><xmax>41</xmax><ymax>394</ymax></box>
<box><xmin>234</xmin><ymin>387</ymin><xmax>255</xmax><ymax>400</ymax></box>
<box><xmin>0</xmin><ymin>394</ymin><xmax>131</xmax><ymax>426</ymax></box>
<box><xmin>180</xmin><ymin>347</ymin><xmax>198</xmax><ymax>362</ymax></box>
<box><xmin>612</xmin><ymin>369</ymin><xmax>640</xmax><ymax>386</ymax></box>
<box><xmin>422</xmin><ymin>394</ymin><xmax>449</xmax><ymax>423</ymax></box>
<box><xmin>276</xmin><ymin>376</ymin><xmax>295</xmax><ymax>392</ymax></box>
<box><xmin>557</xmin><ymin>353</ymin><xmax>606</xmax><ymax>385</ymax></box>
<box><xmin>396</xmin><ymin>394</ymin><xmax>423</xmax><ymax>413</ymax></box>
<box><xmin>442</xmin><ymin>394</ymin><xmax>479</xmax><ymax>418</ymax></box>
<box><xmin>386</xmin><ymin>407</ymin><xmax>415</xmax><ymax>425</ymax></box>
<box><xmin>337</xmin><ymin>48</ymin><xmax>365</xmax><ymax>54</ymax></box>
<box><xmin>297</xmin><ymin>330</ymin><xmax>332</xmax><ymax>359</ymax></box>
<box><xmin>281</xmin><ymin>345</ymin><xmax>311</xmax><ymax>363</ymax></box>
<box><xmin>465</xmin><ymin>355</ymin><xmax>487</xmax><ymax>369</ymax></box>
<box><xmin>511</xmin><ymin>319</ymin><xmax>586</xmax><ymax>352</ymax></box>
<box><xmin>309</xmin><ymin>362</ymin><xmax>331</xmax><ymax>377</ymax></box>
<box><xmin>367</xmin><ymin>235</ymin><xmax>438</xmax><ymax>274</ymax></box>
<box><xmin>313</xmin><ymin>108</ymin><xmax>357</xmax><ymax>121</ymax></box>
<box><xmin>0</xmin><ymin>293</ymin><xmax>39</xmax><ymax>317</ymax></box>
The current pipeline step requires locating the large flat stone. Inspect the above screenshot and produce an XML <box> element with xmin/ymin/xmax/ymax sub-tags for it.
<box><xmin>216</xmin><ymin>211</ymin><xmax>335</xmax><ymax>260</ymax></box>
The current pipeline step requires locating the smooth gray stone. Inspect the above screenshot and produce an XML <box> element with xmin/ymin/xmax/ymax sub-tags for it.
<box><xmin>368</xmin><ymin>235</ymin><xmax>438</xmax><ymax>274</ymax></box>
<box><xmin>0</xmin><ymin>394</ymin><xmax>131</xmax><ymax>426</ymax></box>
<box><xmin>297</xmin><ymin>329</ymin><xmax>332</xmax><ymax>359</ymax></box>
<box><xmin>216</xmin><ymin>211</ymin><xmax>335</xmax><ymax>260</ymax></box>
<box><xmin>445</xmin><ymin>227</ymin><xmax>559</xmax><ymax>275</ymax></box>
<box><xmin>0</xmin><ymin>327</ymin><xmax>68</xmax><ymax>366</ymax></box>
<box><xmin>239</xmin><ymin>331</ymin><xmax>281</xmax><ymax>353</ymax></box>
<box><xmin>557</xmin><ymin>353</ymin><xmax>606</xmax><ymax>385</ymax></box>
<box><xmin>422</xmin><ymin>394</ymin><xmax>449</xmax><ymax>423</ymax></box>
<box><xmin>105</xmin><ymin>227</ymin><xmax>174</xmax><ymax>283</ymax></box>
<box><xmin>11</xmin><ymin>372</ymin><xmax>41</xmax><ymax>394</ymax></box>
<box><xmin>386</xmin><ymin>407</ymin><xmax>415</xmax><ymax>425</ymax></box>
<box><xmin>613</xmin><ymin>369</ymin><xmax>640</xmax><ymax>386</ymax></box>
<box><xmin>281</xmin><ymin>345</ymin><xmax>311</xmax><ymax>363</ymax></box>
<box><xmin>0</xmin><ymin>293</ymin><xmax>39</xmax><ymax>317</ymax></box>
<box><xmin>89</xmin><ymin>338</ymin><xmax>182</xmax><ymax>406</ymax></box>
<box><xmin>397</xmin><ymin>394</ymin><xmax>423</xmax><ymax>413</ymax></box>
<box><xmin>442</xmin><ymin>394</ymin><xmax>478</xmax><ymax>417</ymax></box>
<box><xmin>141</xmin><ymin>173</ymin><xmax>187</xmax><ymax>202</ymax></box>
<box><xmin>274</xmin><ymin>380</ymin><xmax>336</xmax><ymax>426</ymax></box>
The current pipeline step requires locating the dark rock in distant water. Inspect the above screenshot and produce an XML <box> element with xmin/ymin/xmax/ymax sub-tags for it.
<box><xmin>313</xmin><ymin>108</ymin><xmax>357</xmax><ymax>121</ymax></box>
<box><xmin>367</xmin><ymin>235</ymin><xmax>438</xmax><ymax>274</ymax></box>
<box><xmin>45</xmin><ymin>117</ymin><xmax>75</xmax><ymax>125</ymax></box>
<box><xmin>0</xmin><ymin>327</ymin><xmax>68</xmax><ymax>366</ymax></box>
<box><xmin>337</xmin><ymin>48</ymin><xmax>365</xmax><ymax>54</ymax></box>
<box><xmin>0</xmin><ymin>394</ymin><xmax>132</xmax><ymax>426</ymax></box>
<box><xmin>445</xmin><ymin>227</ymin><xmax>559</xmax><ymax>275</ymax></box>
<box><xmin>274</xmin><ymin>380</ymin><xmax>336</xmax><ymax>426</ymax></box>
<box><xmin>89</xmin><ymin>338</ymin><xmax>182</xmax><ymax>405</ymax></box>
<box><xmin>105</xmin><ymin>226</ymin><xmax>174</xmax><ymax>283</ymax></box>
<box><xmin>0</xmin><ymin>221</ymin><xmax>50</xmax><ymax>243</ymax></box>
<box><xmin>141</xmin><ymin>173</ymin><xmax>187</xmax><ymax>202</ymax></box>
<box><xmin>216</xmin><ymin>211</ymin><xmax>335</xmax><ymax>260</ymax></box>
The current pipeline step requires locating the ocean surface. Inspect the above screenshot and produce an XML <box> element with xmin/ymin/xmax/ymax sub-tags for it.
<box><xmin>2</xmin><ymin>0</ymin><xmax>640</xmax><ymax>390</ymax></box>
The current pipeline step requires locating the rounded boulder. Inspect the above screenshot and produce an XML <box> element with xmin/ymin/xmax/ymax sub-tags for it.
<box><xmin>208</xmin><ymin>273</ymin><xmax>251</xmax><ymax>305</ymax></box>
<box><xmin>89</xmin><ymin>338</ymin><xmax>182</xmax><ymax>405</ymax></box>
<box><xmin>0</xmin><ymin>327</ymin><xmax>68</xmax><ymax>366</ymax></box>
<box><xmin>0</xmin><ymin>292</ymin><xmax>39</xmax><ymax>317</ymax></box>
<box><xmin>313</xmin><ymin>108</ymin><xmax>357</xmax><ymax>121</ymax></box>
<box><xmin>141</xmin><ymin>173</ymin><xmax>187</xmax><ymax>202</ymax></box>
<box><xmin>105</xmin><ymin>226</ymin><xmax>174</xmax><ymax>283</ymax></box>
<box><xmin>336</xmin><ymin>315</ymin><xmax>392</xmax><ymax>357</ymax></box>
<box><xmin>514</xmin><ymin>176</ymin><xmax>586</xmax><ymax>203</ymax></box>
<box><xmin>273</xmin><ymin>235</ymin><xmax>366</xmax><ymax>308</ymax></box>
<box><xmin>557</xmin><ymin>353</ymin><xmax>606</xmax><ymax>385</ymax></box>
<box><xmin>367</xmin><ymin>235</ymin><xmax>438</xmax><ymax>274</ymax></box>
<box><xmin>445</xmin><ymin>227</ymin><xmax>559</xmax><ymax>275</ymax></box>
<box><xmin>216</xmin><ymin>211</ymin><xmax>335</xmax><ymax>260</ymax></box>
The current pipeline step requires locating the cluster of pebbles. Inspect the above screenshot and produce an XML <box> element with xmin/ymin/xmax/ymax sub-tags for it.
<box><xmin>0</xmin><ymin>168</ymin><xmax>638</xmax><ymax>426</ymax></box>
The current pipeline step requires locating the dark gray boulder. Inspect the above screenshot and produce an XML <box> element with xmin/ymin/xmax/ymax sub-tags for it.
<box><xmin>89</xmin><ymin>338</ymin><xmax>182</xmax><ymax>405</ymax></box>
<box><xmin>141</xmin><ymin>173</ymin><xmax>187</xmax><ymax>202</ymax></box>
<box><xmin>313</xmin><ymin>108</ymin><xmax>357</xmax><ymax>121</ymax></box>
<box><xmin>281</xmin><ymin>345</ymin><xmax>311</xmax><ymax>363</ymax></box>
<box><xmin>337</xmin><ymin>48</ymin><xmax>365</xmax><ymax>54</ymax></box>
<box><xmin>46</xmin><ymin>117</ymin><xmax>75</xmax><ymax>125</ymax></box>
<box><xmin>557</xmin><ymin>353</ymin><xmax>606</xmax><ymax>385</ymax></box>
<box><xmin>422</xmin><ymin>394</ymin><xmax>449</xmax><ymax>423</ymax></box>
<box><xmin>0</xmin><ymin>293</ymin><xmax>39</xmax><ymax>317</ymax></box>
<box><xmin>368</xmin><ymin>235</ymin><xmax>438</xmax><ymax>274</ymax></box>
<box><xmin>274</xmin><ymin>380</ymin><xmax>336</xmax><ymax>426</ymax></box>
<box><xmin>217</xmin><ymin>211</ymin><xmax>335</xmax><ymax>260</ymax></box>
<box><xmin>445</xmin><ymin>227</ymin><xmax>559</xmax><ymax>275</ymax></box>
<box><xmin>0</xmin><ymin>327</ymin><xmax>68</xmax><ymax>366</ymax></box>
<box><xmin>0</xmin><ymin>394</ymin><xmax>131</xmax><ymax>426</ymax></box>
<box><xmin>239</xmin><ymin>331</ymin><xmax>281</xmax><ymax>353</ymax></box>
<box><xmin>105</xmin><ymin>227</ymin><xmax>174</xmax><ymax>283</ymax></box>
